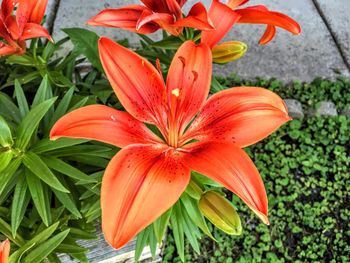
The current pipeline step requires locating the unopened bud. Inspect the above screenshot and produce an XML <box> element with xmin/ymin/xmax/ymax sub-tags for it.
<box><xmin>199</xmin><ymin>191</ymin><xmax>242</xmax><ymax>235</ymax></box>
<box><xmin>212</xmin><ymin>41</ymin><xmax>247</xmax><ymax>64</ymax></box>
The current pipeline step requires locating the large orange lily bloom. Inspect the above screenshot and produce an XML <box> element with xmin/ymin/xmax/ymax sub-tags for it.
<box><xmin>0</xmin><ymin>0</ymin><xmax>52</xmax><ymax>56</ymax></box>
<box><xmin>87</xmin><ymin>0</ymin><xmax>213</xmax><ymax>36</ymax></box>
<box><xmin>50</xmin><ymin>37</ymin><xmax>290</xmax><ymax>249</ymax></box>
<box><xmin>202</xmin><ymin>0</ymin><xmax>301</xmax><ymax>48</ymax></box>
<box><xmin>0</xmin><ymin>240</ymin><xmax>10</xmax><ymax>263</ymax></box>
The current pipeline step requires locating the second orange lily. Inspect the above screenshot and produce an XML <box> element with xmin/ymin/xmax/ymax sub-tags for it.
<box><xmin>87</xmin><ymin>0</ymin><xmax>213</xmax><ymax>36</ymax></box>
<box><xmin>0</xmin><ymin>0</ymin><xmax>52</xmax><ymax>56</ymax></box>
<box><xmin>0</xmin><ymin>240</ymin><xmax>9</xmax><ymax>263</ymax></box>
<box><xmin>51</xmin><ymin>38</ymin><xmax>290</xmax><ymax>249</ymax></box>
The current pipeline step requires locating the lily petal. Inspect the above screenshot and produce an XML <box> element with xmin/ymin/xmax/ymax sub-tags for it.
<box><xmin>1</xmin><ymin>0</ymin><xmax>18</xmax><ymax>19</ymax></box>
<box><xmin>236</xmin><ymin>5</ymin><xmax>301</xmax><ymax>36</ymax></box>
<box><xmin>182</xmin><ymin>87</ymin><xmax>290</xmax><ymax>148</ymax></box>
<box><xmin>166</xmin><ymin>40</ymin><xmax>212</xmax><ymax>134</ymax></box>
<box><xmin>140</xmin><ymin>0</ymin><xmax>182</xmax><ymax>17</ymax></box>
<box><xmin>201</xmin><ymin>0</ymin><xmax>241</xmax><ymax>48</ymax></box>
<box><xmin>0</xmin><ymin>239</ymin><xmax>10</xmax><ymax>263</ymax></box>
<box><xmin>50</xmin><ymin>105</ymin><xmax>162</xmax><ymax>148</ymax></box>
<box><xmin>0</xmin><ymin>42</ymin><xmax>17</xmax><ymax>56</ymax></box>
<box><xmin>28</xmin><ymin>0</ymin><xmax>48</xmax><ymax>23</ymax></box>
<box><xmin>228</xmin><ymin>0</ymin><xmax>249</xmax><ymax>9</ymax></box>
<box><xmin>102</xmin><ymin>144</ymin><xmax>190</xmax><ymax>248</ymax></box>
<box><xmin>19</xmin><ymin>22</ymin><xmax>52</xmax><ymax>41</ymax></box>
<box><xmin>87</xmin><ymin>6</ymin><xmax>159</xmax><ymax>34</ymax></box>
<box><xmin>181</xmin><ymin>141</ymin><xmax>269</xmax><ymax>224</ymax></box>
<box><xmin>136</xmin><ymin>10</ymin><xmax>178</xmax><ymax>36</ymax></box>
<box><xmin>99</xmin><ymin>37</ymin><xmax>168</xmax><ymax>132</ymax></box>
<box><xmin>259</xmin><ymin>25</ymin><xmax>276</xmax><ymax>45</ymax></box>
<box><xmin>174</xmin><ymin>2</ymin><xmax>214</xmax><ymax>31</ymax></box>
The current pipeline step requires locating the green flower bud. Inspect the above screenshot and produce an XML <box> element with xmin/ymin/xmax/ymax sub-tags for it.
<box><xmin>212</xmin><ymin>41</ymin><xmax>248</xmax><ymax>64</ymax></box>
<box><xmin>199</xmin><ymin>191</ymin><xmax>242</xmax><ymax>235</ymax></box>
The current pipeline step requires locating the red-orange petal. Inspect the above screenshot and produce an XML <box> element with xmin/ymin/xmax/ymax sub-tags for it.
<box><xmin>166</xmin><ymin>40</ymin><xmax>212</xmax><ymax>135</ymax></box>
<box><xmin>182</xmin><ymin>87</ymin><xmax>290</xmax><ymax>148</ymax></box>
<box><xmin>87</xmin><ymin>6</ymin><xmax>159</xmax><ymax>34</ymax></box>
<box><xmin>0</xmin><ymin>239</ymin><xmax>10</xmax><ymax>263</ymax></box>
<box><xmin>181</xmin><ymin>141</ymin><xmax>269</xmax><ymax>224</ymax></box>
<box><xmin>235</xmin><ymin>6</ymin><xmax>301</xmax><ymax>35</ymax></box>
<box><xmin>101</xmin><ymin>144</ymin><xmax>190</xmax><ymax>248</ymax></box>
<box><xmin>227</xmin><ymin>0</ymin><xmax>249</xmax><ymax>9</ymax></box>
<box><xmin>50</xmin><ymin>105</ymin><xmax>162</xmax><ymax>148</ymax></box>
<box><xmin>19</xmin><ymin>23</ymin><xmax>53</xmax><ymax>42</ymax></box>
<box><xmin>28</xmin><ymin>0</ymin><xmax>48</xmax><ymax>23</ymax></box>
<box><xmin>0</xmin><ymin>43</ymin><xmax>17</xmax><ymax>56</ymax></box>
<box><xmin>201</xmin><ymin>0</ymin><xmax>241</xmax><ymax>48</ymax></box>
<box><xmin>136</xmin><ymin>10</ymin><xmax>178</xmax><ymax>36</ymax></box>
<box><xmin>173</xmin><ymin>2</ymin><xmax>214</xmax><ymax>31</ymax></box>
<box><xmin>259</xmin><ymin>25</ymin><xmax>276</xmax><ymax>45</ymax></box>
<box><xmin>98</xmin><ymin>37</ymin><xmax>168</xmax><ymax>132</ymax></box>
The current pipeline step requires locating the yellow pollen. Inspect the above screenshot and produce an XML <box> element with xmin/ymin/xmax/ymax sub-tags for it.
<box><xmin>172</xmin><ymin>88</ymin><xmax>180</xmax><ymax>97</ymax></box>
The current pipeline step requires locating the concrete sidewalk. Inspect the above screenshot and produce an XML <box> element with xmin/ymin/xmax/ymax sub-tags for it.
<box><xmin>46</xmin><ymin>0</ymin><xmax>350</xmax><ymax>82</ymax></box>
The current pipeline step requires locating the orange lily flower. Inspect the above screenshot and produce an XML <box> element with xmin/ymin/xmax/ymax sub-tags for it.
<box><xmin>87</xmin><ymin>0</ymin><xmax>213</xmax><ymax>36</ymax></box>
<box><xmin>201</xmin><ymin>0</ymin><xmax>301</xmax><ymax>48</ymax></box>
<box><xmin>50</xmin><ymin>37</ymin><xmax>290</xmax><ymax>249</ymax></box>
<box><xmin>0</xmin><ymin>240</ymin><xmax>10</xmax><ymax>263</ymax></box>
<box><xmin>0</xmin><ymin>0</ymin><xmax>52</xmax><ymax>56</ymax></box>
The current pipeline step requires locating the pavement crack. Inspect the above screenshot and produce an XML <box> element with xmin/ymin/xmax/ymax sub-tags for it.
<box><xmin>311</xmin><ymin>0</ymin><xmax>350</xmax><ymax>72</ymax></box>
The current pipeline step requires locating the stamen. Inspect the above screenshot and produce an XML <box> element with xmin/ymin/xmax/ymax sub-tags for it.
<box><xmin>171</xmin><ymin>88</ymin><xmax>180</xmax><ymax>97</ymax></box>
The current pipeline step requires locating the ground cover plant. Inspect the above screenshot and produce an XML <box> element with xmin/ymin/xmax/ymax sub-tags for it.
<box><xmin>163</xmin><ymin>116</ymin><xmax>350</xmax><ymax>262</ymax></box>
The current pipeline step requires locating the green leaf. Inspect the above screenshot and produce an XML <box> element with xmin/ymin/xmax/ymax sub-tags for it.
<box><xmin>15</xmin><ymin>97</ymin><xmax>57</xmax><ymax>150</ymax></box>
<box><xmin>52</xmin><ymin>189</ymin><xmax>81</xmax><ymax>218</ymax></box>
<box><xmin>22</xmin><ymin>229</ymin><xmax>70</xmax><ymax>263</ymax></box>
<box><xmin>49</xmin><ymin>87</ymin><xmax>74</xmax><ymax>127</ymax></box>
<box><xmin>135</xmin><ymin>226</ymin><xmax>151</xmax><ymax>262</ymax></box>
<box><xmin>32</xmin><ymin>75</ymin><xmax>51</xmax><ymax>107</ymax></box>
<box><xmin>26</xmin><ymin>169</ymin><xmax>52</xmax><ymax>226</ymax></box>
<box><xmin>148</xmin><ymin>225</ymin><xmax>158</xmax><ymax>259</ymax></box>
<box><xmin>182</xmin><ymin>207</ymin><xmax>201</xmax><ymax>254</ymax></box>
<box><xmin>180</xmin><ymin>192</ymin><xmax>215</xmax><ymax>240</ymax></box>
<box><xmin>23</xmin><ymin>152</ymin><xmax>69</xmax><ymax>193</ymax></box>
<box><xmin>0</xmin><ymin>150</ymin><xmax>13</xmax><ymax>172</ymax></box>
<box><xmin>30</xmin><ymin>137</ymin><xmax>88</xmax><ymax>154</ymax></box>
<box><xmin>0</xmin><ymin>92</ymin><xmax>21</xmax><ymax>124</ymax></box>
<box><xmin>11</xmin><ymin>175</ymin><xmax>30</xmax><ymax>237</ymax></box>
<box><xmin>0</xmin><ymin>115</ymin><xmax>13</xmax><ymax>146</ymax></box>
<box><xmin>9</xmin><ymin>222</ymin><xmax>60</xmax><ymax>263</ymax></box>
<box><xmin>170</xmin><ymin>202</ymin><xmax>185</xmax><ymax>262</ymax></box>
<box><xmin>63</xmin><ymin>28</ymin><xmax>103</xmax><ymax>71</ymax></box>
<box><xmin>151</xmin><ymin>36</ymin><xmax>183</xmax><ymax>50</ymax></box>
<box><xmin>43</xmin><ymin>156</ymin><xmax>96</xmax><ymax>183</ymax></box>
<box><xmin>0</xmin><ymin>217</ymin><xmax>25</xmax><ymax>246</ymax></box>
<box><xmin>0</xmin><ymin>158</ymin><xmax>22</xmax><ymax>196</ymax></box>
<box><xmin>55</xmin><ymin>243</ymin><xmax>88</xmax><ymax>254</ymax></box>
<box><xmin>153</xmin><ymin>208</ymin><xmax>172</xmax><ymax>243</ymax></box>
<box><xmin>14</xmin><ymin>79</ymin><xmax>29</xmax><ymax>119</ymax></box>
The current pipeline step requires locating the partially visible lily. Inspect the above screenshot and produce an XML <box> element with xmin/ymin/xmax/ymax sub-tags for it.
<box><xmin>50</xmin><ymin>38</ymin><xmax>290</xmax><ymax>249</ymax></box>
<box><xmin>87</xmin><ymin>0</ymin><xmax>213</xmax><ymax>36</ymax></box>
<box><xmin>201</xmin><ymin>0</ymin><xmax>301</xmax><ymax>48</ymax></box>
<box><xmin>0</xmin><ymin>239</ymin><xmax>10</xmax><ymax>263</ymax></box>
<box><xmin>212</xmin><ymin>40</ymin><xmax>247</xmax><ymax>64</ymax></box>
<box><xmin>0</xmin><ymin>0</ymin><xmax>52</xmax><ymax>56</ymax></box>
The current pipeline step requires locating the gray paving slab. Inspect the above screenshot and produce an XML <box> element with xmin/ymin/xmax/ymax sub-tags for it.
<box><xmin>51</xmin><ymin>0</ymin><xmax>349</xmax><ymax>81</ymax></box>
<box><xmin>313</xmin><ymin>0</ymin><xmax>350</xmax><ymax>70</ymax></box>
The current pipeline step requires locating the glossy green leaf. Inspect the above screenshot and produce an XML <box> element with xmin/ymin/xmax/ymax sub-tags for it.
<box><xmin>49</xmin><ymin>87</ymin><xmax>74</xmax><ymax>128</ymax></box>
<box><xmin>0</xmin><ymin>158</ymin><xmax>22</xmax><ymax>196</ymax></box>
<box><xmin>170</xmin><ymin>202</ymin><xmax>185</xmax><ymax>262</ymax></box>
<box><xmin>15</xmin><ymin>98</ymin><xmax>56</xmax><ymax>150</ymax></box>
<box><xmin>0</xmin><ymin>150</ymin><xmax>13</xmax><ymax>172</ymax></box>
<box><xmin>11</xmin><ymin>175</ymin><xmax>30</xmax><ymax>237</ymax></box>
<box><xmin>182</xmin><ymin>207</ymin><xmax>201</xmax><ymax>254</ymax></box>
<box><xmin>32</xmin><ymin>75</ymin><xmax>51</xmax><ymax>107</ymax></box>
<box><xmin>135</xmin><ymin>226</ymin><xmax>151</xmax><ymax>262</ymax></box>
<box><xmin>0</xmin><ymin>92</ymin><xmax>21</xmax><ymax>124</ymax></box>
<box><xmin>26</xmin><ymin>169</ymin><xmax>52</xmax><ymax>226</ymax></box>
<box><xmin>43</xmin><ymin>156</ymin><xmax>96</xmax><ymax>183</ymax></box>
<box><xmin>14</xmin><ymin>79</ymin><xmax>29</xmax><ymax>119</ymax></box>
<box><xmin>0</xmin><ymin>115</ymin><xmax>13</xmax><ymax>146</ymax></box>
<box><xmin>153</xmin><ymin>208</ymin><xmax>172</xmax><ymax>243</ymax></box>
<box><xmin>151</xmin><ymin>36</ymin><xmax>183</xmax><ymax>50</ymax></box>
<box><xmin>63</xmin><ymin>28</ymin><xmax>103</xmax><ymax>71</ymax></box>
<box><xmin>9</xmin><ymin>222</ymin><xmax>60</xmax><ymax>263</ymax></box>
<box><xmin>52</xmin><ymin>189</ymin><xmax>81</xmax><ymax>218</ymax></box>
<box><xmin>30</xmin><ymin>137</ymin><xmax>88</xmax><ymax>154</ymax></box>
<box><xmin>180</xmin><ymin>192</ymin><xmax>215</xmax><ymax>240</ymax></box>
<box><xmin>23</xmin><ymin>152</ymin><xmax>69</xmax><ymax>193</ymax></box>
<box><xmin>22</xmin><ymin>229</ymin><xmax>70</xmax><ymax>263</ymax></box>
